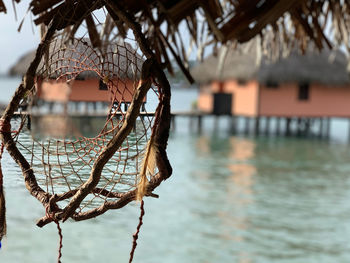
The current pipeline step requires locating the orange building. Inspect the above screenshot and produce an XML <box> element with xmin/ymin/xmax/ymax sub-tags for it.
<box><xmin>9</xmin><ymin>40</ymin><xmax>145</xmax><ymax>112</ymax></box>
<box><xmin>191</xmin><ymin>43</ymin><xmax>350</xmax><ymax>119</ymax></box>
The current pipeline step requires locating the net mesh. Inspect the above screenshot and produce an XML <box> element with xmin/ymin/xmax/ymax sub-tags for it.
<box><xmin>13</xmin><ymin>36</ymin><xmax>162</xmax><ymax>217</ymax></box>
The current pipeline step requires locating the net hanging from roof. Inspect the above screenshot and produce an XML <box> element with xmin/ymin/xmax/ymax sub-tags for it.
<box><xmin>16</xmin><ymin>37</ymin><xmax>158</xmax><ymax>212</ymax></box>
<box><xmin>16</xmin><ymin>35</ymin><xmax>170</xmax><ymax>220</ymax></box>
<box><xmin>0</xmin><ymin>25</ymin><xmax>172</xmax><ymax>261</ymax></box>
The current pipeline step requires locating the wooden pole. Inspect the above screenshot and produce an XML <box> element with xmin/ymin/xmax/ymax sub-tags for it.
<box><xmin>319</xmin><ymin>117</ymin><xmax>324</xmax><ymax>138</ymax></box>
<box><xmin>198</xmin><ymin>115</ymin><xmax>202</xmax><ymax>134</ymax></box>
<box><xmin>285</xmin><ymin>117</ymin><xmax>291</xmax><ymax>136</ymax></box>
<box><xmin>48</xmin><ymin>101</ymin><xmax>54</xmax><ymax>113</ymax></box>
<box><xmin>325</xmin><ymin>117</ymin><xmax>331</xmax><ymax>138</ymax></box>
<box><xmin>244</xmin><ymin>117</ymin><xmax>250</xmax><ymax>135</ymax></box>
<box><xmin>265</xmin><ymin>117</ymin><xmax>270</xmax><ymax>136</ymax></box>
<box><xmin>296</xmin><ymin>117</ymin><xmax>302</xmax><ymax>137</ymax></box>
<box><xmin>254</xmin><ymin>116</ymin><xmax>260</xmax><ymax>136</ymax></box>
<box><xmin>275</xmin><ymin>117</ymin><xmax>281</xmax><ymax>135</ymax></box>
<box><xmin>230</xmin><ymin>115</ymin><xmax>237</xmax><ymax>134</ymax></box>
<box><xmin>305</xmin><ymin>118</ymin><xmax>310</xmax><ymax>136</ymax></box>
<box><xmin>84</xmin><ymin>102</ymin><xmax>89</xmax><ymax>114</ymax></box>
<box><xmin>348</xmin><ymin>118</ymin><xmax>350</xmax><ymax>143</ymax></box>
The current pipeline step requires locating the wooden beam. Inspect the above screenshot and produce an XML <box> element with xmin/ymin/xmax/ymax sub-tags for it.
<box><xmin>220</xmin><ymin>0</ymin><xmax>302</xmax><ymax>43</ymax></box>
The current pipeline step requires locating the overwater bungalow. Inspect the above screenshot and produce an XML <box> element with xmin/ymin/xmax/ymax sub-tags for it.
<box><xmin>191</xmin><ymin>42</ymin><xmax>350</xmax><ymax>119</ymax></box>
<box><xmin>9</xmin><ymin>39</ymin><xmax>144</xmax><ymax>113</ymax></box>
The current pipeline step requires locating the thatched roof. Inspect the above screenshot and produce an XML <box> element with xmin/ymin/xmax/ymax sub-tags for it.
<box><xmin>2</xmin><ymin>1</ymin><xmax>350</xmax><ymax>83</ymax></box>
<box><xmin>9</xmin><ymin>38</ymin><xmax>144</xmax><ymax>80</ymax></box>
<box><xmin>258</xmin><ymin>50</ymin><xmax>350</xmax><ymax>85</ymax></box>
<box><xmin>191</xmin><ymin>40</ymin><xmax>350</xmax><ymax>85</ymax></box>
<box><xmin>8</xmin><ymin>51</ymin><xmax>36</xmax><ymax>77</ymax></box>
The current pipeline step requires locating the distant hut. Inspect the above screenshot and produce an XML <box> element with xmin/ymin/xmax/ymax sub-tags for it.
<box><xmin>9</xmin><ymin>39</ymin><xmax>144</xmax><ymax>112</ymax></box>
<box><xmin>191</xmin><ymin>42</ymin><xmax>350</xmax><ymax>119</ymax></box>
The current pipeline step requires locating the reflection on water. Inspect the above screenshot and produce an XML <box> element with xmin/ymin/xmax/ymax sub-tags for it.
<box><xmin>3</xmin><ymin>115</ymin><xmax>350</xmax><ymax>261</ymax></box>
<box><xmin>13</xmin><ymin>114</ymin><xmax>153</xmax><ymax>214</ymax></box>
<box><xmin>169</xmin><ymin>133</ymin><xmax>350</xmax><ymax>263</ymax></box>
<box><xmin>30</xmin><ymin>115</ymin><xmax>108</xmax><ymax>139</ymax></box>
<box><xmin>193</xmin><ymin>136</ymin><xmax>257</xmax><ymax>263</ymax></box>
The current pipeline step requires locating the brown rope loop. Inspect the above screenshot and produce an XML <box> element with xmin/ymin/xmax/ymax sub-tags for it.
<box><xmin>0</xmin><ymin>119</ymin><xmax>11</xmax><ymax>133</ymax></box>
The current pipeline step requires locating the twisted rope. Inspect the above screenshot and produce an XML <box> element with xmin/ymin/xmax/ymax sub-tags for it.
<box><xmin>46</xmin><ymin>206</ymin><xmax>63</xmax><ymax>263</ymax></box>
<box><xmin>129</xmin><ymin>200</ymin><xmax>145</xmax><ymax>263</ymax></box>
<box><xmin>56</xmin><ymin>221</ymin><xmax>63</xmax><ymax>263</ymax></box>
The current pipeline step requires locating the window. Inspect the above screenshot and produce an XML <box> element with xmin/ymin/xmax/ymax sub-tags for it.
<box><xmin>266</xmin><ymin>81</ymin><xmax>279</xmax><ymax>89</ymax></box>
<box><xmin>298</xmin><ymin>83</ymin><xmax>309</xmax><ymax>101</ymax></box>
<box><xmin>99</xmin><ymin>79</ymin><xmax>108</xmax><ymax>90</ymax></box>
<box><xmin>237</xmin><ymin>79</ymin><xmax>247</xmax><ymax>86</ymax></box>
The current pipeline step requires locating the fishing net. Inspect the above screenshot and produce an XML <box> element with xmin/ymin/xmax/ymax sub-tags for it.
<box><xmin>0</xmin><ymin>18</ymin><xmax>172</xmax><ymax>260</ymax></box>
<box><xmin>16</xmin><ymin>37</ymin><xmax>161</xmax><ymax>218</ymax></box>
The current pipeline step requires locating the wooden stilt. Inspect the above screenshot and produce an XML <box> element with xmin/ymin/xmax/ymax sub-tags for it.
<box><xmin>325</xmin><ymin>117</ymin><xmax>331</xmax><ymax>138</ymax></box>
<box><xmin>305</xmin><ymin>118</ymin><xmax>310</xmax><ymax>136</ymax></box>
<box><xmin>84</xmin><ymin>102</ymin><xmax>89</xmax><ymax>114</ymax></box>
<box><xmin>254</xmin><ymin>116</ymin><xmax>260</xmax><ymax>136</ymax></box>
<box><xmin>230</xmin><ymin>115</ymin><xmax>237</xmax><ymax>134</ymax></box>
<box><xmin>198</xmin><ymin>115</ymin><xmax>203</xmax><ymax>134</ymax></box>
<box><xmin>48</xmin><ymin>101</ymin><xmax>54</xmax><ymax>113</ymax></box>
<box><xmin>348</xmin><ymin>118</ymin><xmax>350</xmax><ymax>143</ymax></box>
<box><xmin>265</xmin><ymin>117</ymin><xmax>270</xmax><ymax>136</ymax></box>
<box><xmin>296</xmin><ymin>118</ymin><xmax>302</xmax><ymax>137</ymax></box>
<box><xmin>244</xmin><ymin>117</ymin><xmax>250</xmax><ymax>135</ymax></box>
<box><xmin>276</xmin><ymin>117</ymin><xmax>281</xmax><ymax>135</ymax></box>
<box><xmin>319</xmin><ymin>117</ymin><xmax>324</xmax><ymax>138</ymax></box>
<box><xmin>285</xmin><ymin>117</ymin><xmax>291</xmax><ymax>136</ymax></box>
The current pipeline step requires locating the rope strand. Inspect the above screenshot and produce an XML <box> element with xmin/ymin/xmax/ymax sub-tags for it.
<box><xmin>129</xmin><ymin>200</ymin><xmax>145</xmax><ymax>263</ymax></box>
<box><xmin>46</xmin><ymin>206</ymin><xmax>63</xmax><ymax>263</ymax></box>
<box><xmin>55</xmin><ymin>221</ymin><xmax>63</xmax><ymax>263</ymax></box>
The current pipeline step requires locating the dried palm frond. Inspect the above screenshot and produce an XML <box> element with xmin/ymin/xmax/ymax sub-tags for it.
<box><xmin>2</xmin><ymin>0</ymin><xmax>350</xmax><ymax>82</ymax></box>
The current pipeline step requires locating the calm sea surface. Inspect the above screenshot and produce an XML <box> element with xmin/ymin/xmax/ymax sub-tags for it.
<box><xmin>1</xmin><ymin>77</ymin><xmax>350</xmax><ymax>262</ymax></box>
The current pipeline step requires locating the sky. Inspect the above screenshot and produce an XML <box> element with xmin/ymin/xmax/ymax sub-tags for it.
<box><xmin>0</xmin><ymin>1</ymin><xmax>40</xmax><ymax>74</ymax></box>
<box><xmin>0</xmin><ymin>2</ymin><xmax>209</xmax><ymax>75</ymax></box>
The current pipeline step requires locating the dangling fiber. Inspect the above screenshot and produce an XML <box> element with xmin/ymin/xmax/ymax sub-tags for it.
<box><xmin>136</xmin><ymin>136</ymin><xmax>157</xmax><ymax>201</ymax></box>
<box><xmin>0</xmin><ymin>143</ymin><xmax>6</xmax><ymax>244</ymax></box>
<box><xmin>129</xmin><ymin>200</ymin><xmax>145</xmax><ymax>263</ymax></box>
<box><xmin>45</xmin><ymin>205</ymin><xmax>63</xmax><ymax>262</ymax></box>
<box><xmin>55</xmin><ymin>221</ymin><xmax>63</xmax><ymax>263</ymax></box>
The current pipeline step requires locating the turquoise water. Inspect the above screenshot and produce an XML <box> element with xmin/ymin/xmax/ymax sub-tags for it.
<box><xmin>1</xmin><ymin>79</ymin><xmax>350</xmax><ymax>262</ymax></box>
